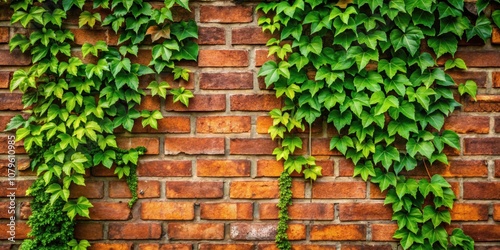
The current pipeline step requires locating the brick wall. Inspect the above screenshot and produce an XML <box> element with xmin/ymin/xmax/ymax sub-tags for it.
<box><xmin>1</xmin><ymin>0</ymin><xmax>500</xmax><ymax>249</ymax></box>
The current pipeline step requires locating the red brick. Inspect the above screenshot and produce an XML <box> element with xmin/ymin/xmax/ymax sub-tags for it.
<box><xmin>339</xmin><ymin>159</ymin><xmax>355</xmax><ymax>177</ymax></box>
<box><xmin>165</xmin><ymin>137</ymin><xmax>225</xmax><ymax>155</ymax></box>
<box><xmin>312</xmin><ymin>138</ymin><xmax>342</xmax><ymax>156</ymax></box>
<box><xmin>197</xmin><ymin>159</ymin><xmax>251</xmax><ymax>177</ymax></box>
<box><xmin>230</xmin><ymin>94</ymin><xmax>281</xmax><ymax>111</ymax></box>
<box><xmin>89</xmin><ymin>243</ymin><xmax>132</xmax><ymax>250</ymax></box>
<box><xmin>464</xmin><ymin>138</ymin><xmax>500</xmax><ymax>155</ymax></box>
<box><xmin>450</xmin><ymin>203</ymin><xmax>489</xmax><ymax>221</ymax></box>
<box><xmin>230</xmin><ymin>181</ymin><xmax>278</xmax><ymax>199</ymax></box>
<box><xmin>70</xmin><ymin>29</ymin><xmax>107</xmax><ymax>45</ymax></box>
<box><xmin>0</xmin><ymin>180</ymin><xmax>32</xmax><ymax>197</ymax></box>
<box><xmin>200</xmin><ymin>202</ymin><xmax>253</xmax><ymax>220</ymax></box>
<box><xmin>447</xmin><ymin>70</ymin><xmax>487</xmax><ymax>87</ymax></box>
<box><xmin>168</xmin><ymin>223</ymin><xmax>224</xmax><ymax>240</ymax></box>
<box><xmin>494</xmin><ymin>72</ymin><xmax>500</xmax><ymax>88</ymax></box>
<box><xmin>0</xmin><ymin>202</ymin><xmax>12</xmax><ymax>219</ymax></box>
<box><xmin>116</xmin><ymin>137</ymin><xmax>159</xmax><ymax>155</ymax></box>
<box><xmin>137</xmin><ymin>160</ymin><xmax>192</xmax><ymax>177</ymax></box>
<box><xmin>129</xmin><ymin>49</ymin><xmax>153</xmax><ymax>65</ymax></box>
<box><xmin>85</xmin><ymin>202</ymin><xmax>131</xmax><ymax>220</ymax></box>
<box><xmin>108</xmin><ymin>223</ymin><xmax>161</xmax><ymax>239</ymax></box>
<box><xmin>75</xmin><ymin>223</ymin><xmax>103</xmax><ymax>240</ymax></box>
<box><xmin>232</xmin><ymin>27</ymin><xmax>275</xmax><ymax>45</ymax></box>
<box><xmin>438</xmin><ymin>51</ymin><xmax>500</xmax><ymax>67</ymax></box>
<box><xmin>291</xmin><ymin>181</ymin><xmax>306</xmax><ymax>198</ymax></box>
<box><xmin>0</xmin><ymin>72</ymin><xmax>10</xmax><ymax>88</ymax></box>
<box><xmin>312</xmin><ymin>181</ymin><xmax>366</xmax><ymax>199</ymax></box>
<box><xmin>464</xmin><ymin>95</ymin><xmax>500</xmax><ymax>112</ymax></box>
<box><xmin>255</xmin><ymin>49</ymin><xmax>277</xmax><ymax>67</ymax></box>
<box><xmin>494</xmin><ymin>204</ymin><xmax>500</xmax><ymax>221</ymax></box>
<box><xmin>91</xmin><ymin>164</ymin><xmax>117</xmax><ymax>177</ymax></box>
<box><xmin>136</xmin><ymin>95</ymin><xmax>160</xmax><ymax>111</ymax></box>
<box><xmin>141</xmin><ymin>202</ymin><xmax>194</xmax><ymax>220</ymax></box>
<box><xmin>197</xmin><ymin>116</ymin><xmax>251</xmax><ymax>133</ymax></box>
<box><xmin>0</xmin><ymin>93</ymin><xmax>23</xmax><ymax>110</ymax></box>
<box><xmin>286</xmin><ymin>224</ymin><xmax>307</xmax><ymax>240</ymax></box>
<box><xmin>0</xmin><ymin>27</ymin><xmax>8</xmax><ymax>43</ymax></box>
<box><xmin>198</xmin><ymin>27</ymin><xmax>226</xmax><ymax>45</ymax></box>
<box><xmin>200</xmin><ymin>6</ymin><xmax>253</xmax><ymax>23</ymax></box>
<box><xmin>165</xmin><ymin>94</ymin><xmax>226</xmax><ymax>112</ymax></box>
<box><xmin>260</xmin><ymin>203</ymin><xmax>334</xmax><ymax>220</ymax></box>
<box><xmin>109</xmin><ymin>180</ymin><xmax>160</xmax><ymax>198</ymax></box>
<box><xmin>0</xmin><ymin>221</ymin><xmax>29</xmax><ymax>239</ymax></box>
<box><xmin>132</xmin><ymin>116</ymin><xmax>191</xmax><ymax>133</ymax></box>
<box><xmin>497</xmin><ymin>160</ymin><xmax>500</xmax><ymax>178</ymax></box>
<box><xmin>0</xmin><ymin>135</ymin><xmax>25</xmax><ymax>154</ymax></box>
<box><xmin>444</xmin><ymin>115</ymin><xmax>490</xmax><ymax>134</ymax></box>
<box><xmin>463</xmin><ymin>182</ymin><xmax>500</xmax><ymax>199</ymax></box>
<box><xmin>69</xmin><ymin>181</ymin><xmax>103</xmax><ymax>199</ymax></box>
<box><xmin>462</xmin><ymin>225</ymin><xmax>500</xmax><ymax>242</ymax></box>
<box><xmin>339</xmin><ymin>203</ymin><xmax>392</xmax><ymax>221</ymax></box>
<box><xmin>166</xmin><ymin>181</ymin><xmax>223</xmax><ymax>198</ymax></box>
<box><xmin>403</xmin><ymin>160</ymin><xmax>488</xmax><ymax>178</ymax></box>
<box><xmin>230</xmin><ymin>138</ymin><xmax>278</xmax><ymax>155</ymax></box>
<box><xmin>200</xmin><ymin>72</ymin><xmax>253</xmax><ymax>90</ymax></box>
<box><xmin>370</xmin><ymin>182</ymin><xmax>388</xmax><ymax>199</ymax></box>
<box><xmin>0</xmin><ymin>115</ymin><xmax>14</xmax><ymax>131</ymax></box>
<box><xmin>199</xmin><ymin>244</ymin><xmax>254</xmax><ymax>250</ymax></box>
<box><xmin>310</xmin><ymin>224</ymin><xmax>366</xmax><ymax>241</ymax></box>
<box><xmin>371</xmin><ymin>224</ymin><xmax>398</xmax><ymax>241</ymax></box>
<box><xmin>0</xmin><ymin>50</ymin><xmax>31</xmax><ymax>65</ymax></box>
<box><xmin>138</xmin><ymin>244</ymin><xmax>192</xmax><ymax>250</ymax></box>
<box><xmin>199</xmin><ymin>50</ymin><xmax>249</xmax><ymax>67</ymax></box>
<box><xmin>496</xmin><ymin>118</ymin><xmax>500</xmax><ymax>133</ymax></box>
<box><xmin>0</xmin><ymin>5</ymin><xmax>12</xmax><ymax>21</ymax></box>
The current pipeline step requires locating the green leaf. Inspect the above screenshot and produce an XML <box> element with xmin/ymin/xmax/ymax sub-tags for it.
<box><xmin>9</xmin><ymin>34</ymin><xmax>30</xmax><ymax>53</ymax></box>
<box><xmin>171</xmin><ymin>20</ymin><xmax>198</xmax><ymax>41</ymax></box>
<box><xmin>347</xmin><ymin>46</ymin><xmax>379</xmax><ymax>72</ymax></box>
<box><xmin>303</xmin><ymin>165</ymin><xmax>322</xmax><ymax>181</ymax></box>
<box><xmin>171</xmin><ymin>87</ymin><xmax>194</xmax><ymax>107</ymax></box>
<box><xmin>288</xmin><ymin>53</ymin><xmax>310</xmax><ymax>71</ymax></box>
<box><xmin>394</xmin><ymin>154</ymin><xmax>417</xmax><ymax>175</ymax></box>
<box><xmin>441</xmin><ymin>130</ymin><xmax>460</xmax><ymax>149</ymax></box>
<box><xmin>458</xmin><ymin>80</ymin><xmax>477</xmax><ymax>101</ymax></box>
<box><xmin>390</xmin><ymin>26</ymin><xmax>424</xmax><ymax>56</ymax></box>
<box><xmin>357</xmin><ymin>0</ymin><xmax>383</xmax><ymax>13</ymax></box>
<box><xmin>327</xmin><ymin>110</ymin><xmax>352</xmax><ymax>131</ymax></box>
<box><xmin>79</xmin><ymin>11</ymin><xmax>101</xmax><ymax>28</ymax></box>
<box><xmin>330</xmin><ymin>135</ymin><xmax>354</xmax><ymax>155</ymax></box>
<box><xmin>444</xmin><ymin>58</ymin><xmax>467</xmax><ymax>70</ymax></box>
<box><xmin>147</xmin><ymin>81</ymin><xmax>170</xmax><ymax>98</ymax></box>
<box><xmin>423</xmin><ymin>205</ymin><xmax>451</xmax><ymax>228</ymax></box>
<box><xmin>378</xmin><ymin>58</ymin><xmax>406</xmax><ymax>79</ymax></box>
<box><xmin>428</xmin><ymin>34</ymin><xmax>458</xmax><ymax>58</ymax></box>
<box><xmin>450</xmin><ymin>228</ymin><xmax>474</xmax><ymax>249</ymax></box>
<box><xmin>282</xmin><ymin>136</ymin><xmax>303</xmax><ymax>153</ymax></box>
<box><xmin>353</xmin><ymin>71</ymin><xmax>383</xmax><ymax>92</ymax></box>
<box><xmin>358</xmin><ymin>30</ymin><xmax>387</xmax><ymax>50</ymax></box>
<box><xmin>466</xmin><ymin>16</ymin><xmax>492</xmax><ymax>41</ymax></box>
<box><xmin>372</xmin><ymin>168</ymin><xmax>397</xmax><ymax>191</ymax></box>
<box><xmin>63</xmin><ymin>196</ymin><xmax>94</xmax><ymax>220</ymax></box>
<box><xmin>422</xmin><ymin>223</ymin><xmax>448</xmax><ymax>248</ymax></box>
<box><xmin>373</xmin><ymin>145</ymin><xmax>400</xmax><ymax>171</ymax></box>
<box><xmin>396</xmin><ymin>178</ymin><xmax>419</xmax><ymax>199</ymax></box>
<box><xmin>393</xmin><ymin>207</ymin><xmax>422</xmax><ymax>234</ymax></box>
<box><xmin>353</xmin><ymin>161</ymin><xmax>376</xmax><ymax>181</ymax></box>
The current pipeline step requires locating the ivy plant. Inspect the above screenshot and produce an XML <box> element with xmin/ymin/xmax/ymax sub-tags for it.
<box><xmin>257</xmin><ymin>0</ymin><xmax>496</xmax><ymax>249</ymax></box>
<box><xmin>7</xmin><ymin>0</ymin><xmax>197</xmax><ymax>248</ymax></box>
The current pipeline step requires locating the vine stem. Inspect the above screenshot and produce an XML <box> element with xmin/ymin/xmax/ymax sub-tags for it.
<box><xmin>423</xmin><ymin>160</ymin><xmax>432</xmax><ymax>179</ymax></box>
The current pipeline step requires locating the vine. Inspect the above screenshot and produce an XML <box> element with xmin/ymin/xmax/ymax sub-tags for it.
<box><xmin>257</xmin><ymin>0</ymin><xmax>497</xmax><ymax>249</ymax></box>
<box><xmin>7</xmin><ymin>0</ymin><xmax>197</xmax><ymax>248</ymax></box>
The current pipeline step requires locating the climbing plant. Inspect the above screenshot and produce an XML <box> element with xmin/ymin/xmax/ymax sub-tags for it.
<box><xmin>257</xmin><ymin>0</ymin><xmax>497</xmax><ymax>249</ymax></box>
<box><xmin>7</xmin><ymin>0</ymin><xmax>197</xmax><ymax>248</ymax></box>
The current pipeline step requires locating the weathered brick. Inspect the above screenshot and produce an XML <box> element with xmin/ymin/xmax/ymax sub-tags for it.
<box><xmin>0</xmin><ymin>50</ymin><xmax>31</xmax><ymax>65</ymax></box>
<box><xmin>89</xmin><ymin>243</ymin><xmax>132</xmax><ymax>250</ymax></box>
<box><xmin>141</xmin><ymin>202</ymin><xmax>194</xmax><ymax>220</ymax></box>
<box><xmin>199</xmin><ymin>243</ymin><xmax>254</xmax><ymax>250</ymax></box>
<box><xmin>259</xmin><ymin>203</ymin><xmax>334</xmax><ymax>220</ymax></box>
<box><xmin>403</xmin><ymin>160</ymin><xmax>488</xmax><ymax>178</ymax></box>
<box><xmin>494</xmin><ymin>72</ymin><xmax>500</xmax><ymax>88</ymax></box>
<box><xmin>312</xmin><ymin>181</ymin><xmax>366</xmax><ymax>199</ymax></box>
<box><xmin>75</xmin><ymin>223</ymin><xmax>103</xmax><ymax>240</ymax></box>
<box><xmin>137</xmin><ymin>160</ymin><xmax>192</xmax><ymax>177</ymax></box>
<box><xmin>464</xmin><ymin>138</ymin><xmax>500</xmax><ymax>155</ymax></box>
<box><xmin>0</xmin><ymin>5</ymin><xmax>12</xmax><ymax>21</ymax></box>
<box><xmin>230</xmin><ymin>223</ymin><xmax>276</xmax><ymax>240</ymax></box>
<box><xmin>0</xmin><ymin>202</ymin><xmax>12</xmax><ymax>219</ymax></box>
<box><xmin>132</xmin><ymin>116</ymin><xmax>191</xmax><ymax>133</ymax></box>
<box><xmin>492</xmin><ymin>27</ymin><xmax>500</xmax><ymax>44</ymax></box>
<box><xmin>232</xmin><ymin>27</ymin><xmax>275</xmax><ymax>45</ymax></box>
<box><xmin>286</xmin><ymin>224</ymin><xmax>307</xmax><ymax>240</ymax></box>
<box><xmin>0</xmin><ymin>93</ymin><xmax>23</xmax><ymax>110</ymax></box>
<box><xmin>0</xmin><ymin>27</ymin><xmax>8</xmax><ymax>43</ymax></box>
<box><xmin>109</xmin><ymin>180</ymin><xmax>160</xmax><ymax>198</ymax></box>
<box><xmin>463</xmin><ymin>182</ymin><xmax>500</xmax><ymax>199</ymax></box>
<box><xmin>0</xmin><ymin>71</ymin><xmax>10</xmax><ymax>88</ymax></box>
<box><xmin>447</xmin><ymin>70</ymin><xmax>487</xmax><ymax>87</ymax></box>
<box><xmin>200</xmin><ymin>72</ymin><xmax>253</xmax><ymax>90</ymax></box>
<box><xmin>116</xmin><ymin>137</ymin><xmax>159</xmax><ymax>155</ymax></box>
<box><xmin>0</xmin><ymin>135</ymin><xmax>25</xmax><ymax>154</ymax></box>
<box><xmin>129</xmin><ymin>49</ymin><xmax>153</xmax><ymax>65</ymax></box>
<box><xmin>168</xmin><ymin>223</ymin><xmax>224</xmax><ymax>240</ymax></box>
<box><xmin>198</xmin><ymin>27</ymin><xmax>226</xmax><ymax>45</ymax></box>
<box><xmin>371</xmin><ymin>224</ymin><xmax>398</xmax><ymax>241</ymax></box>
<box><xmin>255</xmin><ymin>49</ymin><xmax>277</xmax><ymax>67</ymax></box>
<box><xmin>165</xmin><ymin>137</ymin><xmax>225</xmax><ymax>155</ymax></box>
<box><xmin>462</xmin><ymin>225</ymin><xmax>500</xmax><ymax>242</ymax></box>
<box><xmin>230</xmin><ymin>138</ymin><xmax>278</xmax><ymax>155</ymax></box>
<box><xmin>0</xmin><ymin>221</ymin><xmax>29</xmax><ymax>239</ymax></box>
<box><xmin>0</xmin><ymin>115</ymin><xmax>14</xmax><ymax>131</ymax></box>
<box><xmin>197</xmin><ymin>159</ymin><xmax>251</xmax><ymax>177</ymax></box>
<box><xmin>339</xmin><ymin>203</ymin><xmax>392</xmax><ymax>221</ymax></box>
<box><xmin>444</xmin><ymin>115</ymin><xmax>490</xmax><ymax>134</ymax></box>
<box><xmin>450</xmin><ymin>203</ymin><xmax>489</xmax><ymax>221</ymax></box>
<box><xmin>497</xmin><ymin>160</ymin><xmax>500</xmax><ymax>178</ymax></box>
<box><xmin>370</xmin><ymin>183</ymin><xmax>388</xmax><ymax>199</ymax></box>
<box><xmin>230</xmin><ymin>94</ymin><xmax>281</xmax><ymax>111</ymax></box>
<box><xmin>200</xmin><ymin>6</ymin><xmax>253</xmax><ymax>23</ymax></box>
<box><xmin>138</xmin><ymin>244</ymin><xmax>192</xmax><ymax>250</ymax></box>
<box><xmin>108</xmin><ymin>223</ymin><xmax>162</xmax><ymax>239</ymax></box>
<box><xmin>310</xmin><ymin>224</ymin><xmax>366</xmax><ymax>241</ymax></box>
<box><xmin>197</xmin><ymin>116</ymin><xmax>251</xmax><ymax>133</ymax></box>
<box><xmin>69</xmin><ymin>181</ymin><xmax>104</xmax><ymax>199</ymax></box>
<box><xmin>91</xmin><ymin>164</ymin><xmax>117</xmax><ymax>177</ymax></box>
<box><xmin>0</xmin><ymin>180</ymin><xmax>32</xmax><ymax>197</ymax></box>
<box><xmin>85</xmin><ymin>202</ymin><xmax>131</xmax><ymax>220</ymax></box>
<box><xmin>166</xmin><ymin>181</ymin><xmax>223</xmax><ymax>198</ymax></box>
<box><xmin>230</xmin><ymin>181</ymin><xmax>278</xmax><ymax>199</ymax></box>
<box><xmin>165</xmin><ymin>94</ymin><xmax>226</xmax><ymax>112</ymax></box>
<box><xmin>438</xmin><ymin>51</ymin><xmax>500</xmax><ymax>67</ymax></box>
<box><xmin>464</xmin><ymin>95</ymin><xmax>500</xmax><ymax>112</ymax></box>
<box><xmin>70</xmin><ymin>29</ymin><xmax>107</xmax><ymax>45</ymax></box>
<box><xmin>199</xmin><ymin>50</ymin><xmax>249</xmax><ymax>67</ymax></box>
<box><xmin>200</xmin><ymin>202</ymin><xmax>253</xmax><ymax>220</ymax></box>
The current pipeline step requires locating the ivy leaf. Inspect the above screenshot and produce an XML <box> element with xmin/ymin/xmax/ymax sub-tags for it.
<box><xmin>466</xmin><ymin>16</ymin><xmax>492</xmax><ymax>41</ymax></box>
<box><xmin>63</xmin><ymin>196</ymin><xmax>94</xmax><ymax>220</ymax></box>
<box><xmin>347</xmin><ymin>46</ymin><xmax>379</xmax><ymax>72</ymax></box>
<box><xmin>440</xmin><ymin>16</ymin><xmax>471</xmax><ymax>37</ymax></box>
<box><xmin>458</xmin><ymin>80</ymin><xmax>477</xmax><ymax>101</ymax></box>
<box><xmin>373</xmin><ymin>145</ymin><xmax>400</xmax><ymax>171</ymax></box>
<box><xmin>444</xmin><ymin>58</ymin><xmax>467</xmax><ymax>70</ymax></box>
<box><xmin>358</xmin><ymin>30</ymin><xmax>387</xmax><ymax>50</ymax></box>
<box><xmin>68</xmin><ymin>239</ymin><xmax>91</xmax><ymax>250</ymax></box>
<box><xmin>330</xmin><ymin>135</ymin><xmax>354</xmax><ymax>155</ymax></box>
<box><xmin>62</xmin><ymin>0</ymin><xmax>85</xmax><ymax>11</ymax></box>
<box><xmin>405</xmin><ymin>0</ymin><xmax>433</xmax><ymax>14</ymax></box>
<box><xmin>288</xmin><ymin>53</ymin><xmax>309</xmax><ymax>71</ymax></box>
<box><xmin>372</xmin><ymin>168</ymin><xmax>397</xmax><ymax>191</ymax></box>
<box><xmin>146</xmin><ymin>25</ymin><xmax>171</xmax><ymax>43</ymax></box>
<box><xmin>422</xmin><ymin>223</ymin><xmax>448</xmax><ymax>248</ymax></box>
<box><xmin>378</xmin><ymin>58</ymin><xmax>406</xmax><ymax>79</ymax></box>
<box><xmin>282</xmin><ymin>136</ymin><xmax>303</xmax><ymax>153</ymax></box>
<box><xmin>353</xmin><ymin>161</ymin><xmax>376</xmax><ymax>181</ymax></box>
<box><xmin>171</xmin><ymin>20</ymin><xmax>198</xmax><ymax>41</ymax></box>
<box><xmin>393</xmin><ymin>207</ymin><xmax>423</xmax><ymax>234</ymax></box>
<box><xmin>303</xmin><ymin>165</ymin><xmax>322</xmax><ymax>181</ymax></box>
<box><xmin>258</xmin><ymin>61</ymin><xmax>290</xmax><ymax>86</ymax></box>
<box><xmin>394</xmin><ymin>154</ymin><xmax>417</xmax><ymax>175</ymax></box>
<box><xmin>171</xmin><ymin>87</ymin><xmax>194</xmax><ymax>107</ymax></box>
<box><xmin>389</xmin><ymin>26</ymin><xmax>424</xmax><ymax>56</ymax></box>
<box><xmin>9</xmin><ymin>34</ymin><xmax>30</xmax><ymax>53</ymax></box>
<box><xmin>357</xmin><ymin>0</ymin><xmax>383</xmax><ymax>13</ymax></box>
<box><xmin>46</xmin><ymin>183</ymin><xmax>70</xmax><ymax>204</ymax></box>
<box><xmin>441</xmin><ymin>130</ymin><xmax>460</xmax><ymax>149</ymax></box>
<box><xmin>450</xmin><ymin>228</ymin><xmax>474</xmax><ymax>249</ymax></box>
<box><xmin>79</xmin><ymin>11</ymin><xmax>101</xmax><ymax>28</ymax></box>
<box><xmin>394</xmin><ymin>228</ymin><xmax>424</xmax><ymax>250</ymax></box>
<box><xmin>407</xmin><ymin>86</ymin><xmax>436</xmax><ymax>111</ymax></box>
<box><xmin>423</xmin><ymin>206</ymin><xmax>451</xmax><ymax>228</ymax></box>
<box><xmin>412</xmin><ymin>9</ymin><xmax>434</xmax><ymax>28</ymax></box>
<box><xmin>327</xmin><ymin>110</ymin><xmax>352</xmax><ymax>131</ymax></box>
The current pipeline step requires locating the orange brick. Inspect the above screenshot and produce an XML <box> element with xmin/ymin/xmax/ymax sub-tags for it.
<box><xmin>89</xmin><ymin>243</ymin><xmax>132</xmax><ymax>250</ymax></box>
<box><xmin>165</xmin><ymin>94</ymin><xmax>226</xmax><ymax>112</ymax></box>
<box><xmin>0</xmin><ymin>27</ymin><xmax>8</xmax><ymax>43</ymax></box>
<box><xmin>138</xmin><ymin>244</ymin><xmax>192</xmax><ymax>250</ymax></box>
<box><xmin>494</xmin><ymin>204</ymin><xmax>500</xmax><ymax>221</ymax></box>
<box><xmin>494</xmin><ymin>72</ymin><xmax>500</xmax><ymax>88</ymax></box>
<box><xmin>451</xmin><ymin>203</ymin><xmax>489</xmax><ymax>221</ymax></box>
<box><xmin>198</xmin><ymin>27</ymin><xmax>225</xmax><ymax>45</ymax></box>
<box><xmin>444</xmin><ymin>115</ymin><xmax>490</xmax><ymax>134</ymax></box>
<box><xmin>0</xmin><ymin>72</ymin><xmax>10</xmax><ymax>89</ymax></box>
<box><xmin>463</xmin><ymin>96</ymin><xmax>500</xmax><ymax>112</ymax></box>
<box><xmin>200</xmin><ymin>6</ymin><xmax>253</xmax><ymax>23</ymax></box>
<box><xmin>168</xmin><ymin>223</ymin><xmax>224</xmax><ymax>240</ymax></box>
<box><xmin>464</xmin><ymin>138</ymin><xmax>500</xmax><ymax>155</ymax></box>
<box><xmin>339</xmin><ymin>203</ymin><xmax>392</xmax><ymax>221</ymax></box>
<box><xmin>462</xmin><ymin>225</ymin><xmax>500</xmax><ymax>242</ymax></box>
<box><xmin>230</xmin><ymin>181</ymin><xmax>278</xmax><ymax>199</ymax></box>
<box><xmin>0</xmin><ymin>221</ymin><xmax>29</xmax><ymax>239</ymax></box>
<box><xmin>310</xmin><ymin>224</ymin><xmax>366</xmax><ymax>241</ymax></box>
<box><xmin>116</xmin><ymin>137</ymin><xmax>159</xmax><ymax>155</ymax></box>
<box><xmin>108</xmin><ymin>223</ymin><xmax>161</xmax><ymax>239</ymax></box>
<box><xmin>463</xmin><ymin>182</ymin><xmax>500</xmax><ymax>199</ymax></box>
<box><xmin>132</xmin><ymin>116</ymin><xmax>191</xmax><ymax>133</ymax></box>
<box><xmin>200</xmin><ymin>72</ymin><xmax>253</xmax><ymax>90</ymax></box>
<box><xmin>260</xmin><ymin>203</ymin><xmax>334</xmax><ymax>220</ymax></box>
<box><xmin>141</xmin><ymin>202</ymin><xmax>194</xmax><ymax>220</ymax></box>
<box><xmin>403</xmin><ymin>160</ymin><xmax>488</xmax><ymax>178</ymax></box>
<box><xmin>371</xmin><ymin>224</ymin><xmax>398</xmax><ymax>241</ymax></box>
<box><xmin>232</xmin><ymin>27</ymin><xmax>275</xmax><ymax>45</ymax></box>
<box><xmin>85</xmin><ymin>202</ymin><xmax>131</xmax><ymax>220</ymax></box>
<box><xmin>493</xmin><ymin>27</ymin><xmax>500</xmax><ymax>44</ymax></box>
<box><xmin>0</xmin><ymin>202</ymin><xmax>12</xmax><ymax>219</ymax></box>
<box><xmin>0</xmin><ymin>135</ymin><xmax>25</xmax><ymax>154</ymax></box>
<box><xmin>196</xmin><ymin>116</ymin><xmax>251</xmax><ymax>133</ymax></box>
<box><xmin>91</xmin><ymin>164</ymin><xmax>117</xmax><ymax>177</ymax></box>
<box><xmin>137</xmin><ymin>160</ymin><xmax>192</xmax><ymax>177</ymax></box>
<box><xmin>74</xmin><ymin>223</ymin><xmax>103</xmax><ymax>240</ymax></box>
<box><xmin>199</xmin><ymin>50</ymin><xmax>249</xmax><ymax>67</ymax></box>
<box><xmin>109</xmin><ymin>180</ymin><xmax>160</xmax><ymax>198</ymax></box>
<box><xmin>166</xmin><ymin>181</ymin><xmax>223</xmax><ymax>198</ymax></box>
<box><xmin>200</xmin><ymin>202</ymin><xmax>253</xmax><ymax>220</ymax></box>
<box><xmin>165</xmin><ymin>137</ymin><xmax>225</xmax><ymax>155</ymax></box>
<box><xmin>312</xmin><ymin>181</ymin><xmax>366</xmax><ymax>199</ymax></box>
<box><xmin>230</xmin><ymin>138</ymin><xmax>278</xmax><ymax>155</ymax></box>
<box><xmin>230</xmin><ymin>94</ymin><xmax>281</xmax><ymax>111</ymax></box>
<box><xmin>197</xmin><ymin>159</ymin><xmax>251</xmax><ymax>177</ymax></box>
<box><xmin>369</xmin><ymin>183</ymin><xmax>388</xmax><ymax>199</ymax></box>
<box><xmin>69</xmin><ymin>181</ymin><xmax>104</xmax><ymax>199</ymax></box>
<box><xmin>256</xmin><ymin>116</ymin><xmax>273</xmax><ymax>134</ymax></box>
<box><xmin>312</xmin><ymin>138</ymin><xmax>342</xmax><ymax>156</ymax></box>
<box><xmin>255</xmin><ymin>49</ymin><xmax>277</xmax><ymax>67</ymax></box>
